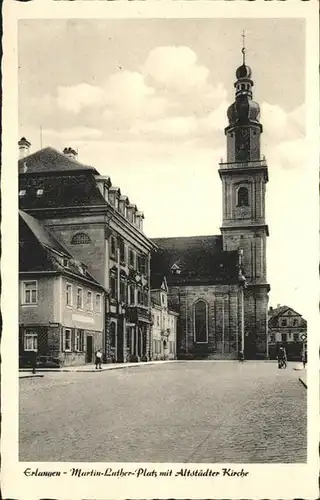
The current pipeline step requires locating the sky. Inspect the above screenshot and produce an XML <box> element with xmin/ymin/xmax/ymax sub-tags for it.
<box><xmin>18</xmin><ymin>18</ymin><xmax>310</xmax><ymax>316</ymax></box>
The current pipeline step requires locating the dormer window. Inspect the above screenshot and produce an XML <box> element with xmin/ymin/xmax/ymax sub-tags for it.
<box><xmin>36</xmin><ymin>189</ymin><xmax>44</xmax><ymax>196</ymax></box>
<box><xmin>63</xmin><ymin>258</ymin><xmax>69</xmax><ymax>267</ymax></box>
<box><xmin>19</xmin><ymin>190</ymin><xmax>26</xmax><ymax>197</ymax></box>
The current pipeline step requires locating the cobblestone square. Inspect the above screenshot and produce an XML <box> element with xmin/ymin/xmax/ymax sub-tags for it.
<box><xmin>19</xmin><ymin>361</ymin><xmax>306</xmax><ymax>463</ymax></box>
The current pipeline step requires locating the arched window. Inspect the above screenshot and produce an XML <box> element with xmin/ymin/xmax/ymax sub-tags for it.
<box><xmin>71</xmin><ymin>232</ymin><xmax>91</xmax><ymax>245</ymax></box>
<box><xmin>237</xmin><ymin>187</ymin><xmax>249</xmax><ymax>207</ymax></box>
<box><xmin>193</xmin><ymin>300</ymin><xmax>208</xmax><ymax>343</ymax></box>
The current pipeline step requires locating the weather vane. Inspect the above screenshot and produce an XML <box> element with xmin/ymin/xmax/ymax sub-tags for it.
<box><xmin>241</xmin><ymin>30</ymin><xmax>246</xmax><ymax>65</ymax></box>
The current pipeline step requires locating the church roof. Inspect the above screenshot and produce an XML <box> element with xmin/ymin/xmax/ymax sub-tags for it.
<box><xmin>19</xmin><ymin>146</ymin><xmax>98</xmax><ymax>175</ymax></box>
<box><xmin>19</xmin><ymin>210</ymin><xmax>103</xmax><ymax>289</ymax></box>
<box><xmin>151</xmin><ymin>235</ymin><xmax>239</xmax><ymax>286</ymax></box>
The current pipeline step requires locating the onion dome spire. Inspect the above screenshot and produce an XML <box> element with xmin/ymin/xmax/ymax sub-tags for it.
<box><xmin>226</xmin><ymin>32</ymin><xmax>261</xmax><ymax>126</ymax></box>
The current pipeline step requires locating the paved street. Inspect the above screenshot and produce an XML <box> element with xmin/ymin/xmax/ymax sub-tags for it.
<box><xmin>19</xmin><ymin>361</ymin><xmax>306</xmax><ymax>463</ymax></box>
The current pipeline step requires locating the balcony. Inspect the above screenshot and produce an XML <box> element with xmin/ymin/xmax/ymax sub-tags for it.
<box><xmin>219</xmin><ymin>158</ymin><xmax>267</xmax><ymax>171</ymax></box>
<box><xmin>126</xmin><ymin>305</ymin><xmax>151</xmax><ymax>324</ymax></box>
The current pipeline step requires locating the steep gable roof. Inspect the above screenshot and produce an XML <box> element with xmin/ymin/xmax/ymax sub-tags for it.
<box><xmin>268</xmin><ymin>305</ymin><xmax>307</xmax><ymax>327</ymax></box>
<box><xmin>19</xmin><ymin>211</ymin><xmax>103</xmax><ymax>288</ymax></box>
<box><xmin>19</xmin><ymin>147</ymin><xmax>98</xmax><ymax>175</ymax></box>
<box><xmin>151</xmin><ymin>235</ymin><xmax>239</xmax><ymax>286</ymax></box>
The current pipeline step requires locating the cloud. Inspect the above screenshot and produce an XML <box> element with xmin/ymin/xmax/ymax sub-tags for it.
<box><xmin>57</xmin><ymin>83</ymin><xmax>104</xmax><ymax>114</ymax></box>
<box><xmin>43</xmin><ymin>126</ymin><xmax>103</xmax><ymax>142</ymax></box>
<box><xmin>143</xmin><ymin>46</ymin><xmax>210</xmax><ymax>93</ymax></box>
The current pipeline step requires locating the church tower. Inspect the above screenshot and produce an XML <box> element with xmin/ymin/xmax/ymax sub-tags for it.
<box><xmin>219</xmin><ymin>40</ymin><xmax>270</xmax><ymax>358</ymax></box>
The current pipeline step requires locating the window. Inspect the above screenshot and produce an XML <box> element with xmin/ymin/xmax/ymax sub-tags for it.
<box><xmin>137</xmin><ymin>288</ymin><xmax>143</xmax><ymax>305</ymax></box>
<box><xmin>76</xmin><ymin>287</ymin><xmax>83</xmax><ymax>309</ymax></box>
<box><xmin>66</xmin><ymin>283</ymin><xmax>73</xmax><ymax>306</ymax></box>
<box><xmin>143</xmin><ymin>289</ymin><xmax>149</xmax><ymax>307</ymax></box>
<box><xmin>281</xmin><ymin>333</ymin><xmax>287</xmax><ymax>343</ymax></box>
<box><xmin>71</xmin><ymin>232</ymin><xmax>91</xmax><ymax>245</ymax></box>
<box><xmin>95</xmin><ymin>293</ymin><xmax>101</xmax><ymax>313</ymax></box>
<box><xmin>128</xmin><ymin>284</ymin><xmax>135</xmax><ymax>305</ymax></box>
<box><xmin>119</xmin><ymin>239</ymin><xmax>125</xmax><ymax>263</ymax></box>
<box><xmin>293</xmin><ymin>333</ymin><xmax>300</xmax><ymax>341</ymax></box>
<box><xmin>24</xmin><ymin>331</ymin><xmax>38</xmax><ymax>351</ymax></box>
<box><xmin>110</xmin><ymin>237</ymin><xmax>116</xmax><ymax>258</ymax></box>
<box><xmin>129</xmin><ymin>249</ymin><xmax>135</xmax><ymax>268</ymax></box>
<box><xmin>75</xmin><ymin>330</ymin><xmax>84</xmax><ymax>351</ymax></box>
<box><xmin>237</xmin><ymin>187</ymin><xmax>249</xmax><ymax>207</ymax></box>
<box><xmin>110</xmin><ymin>322</ymin><xmax>116</xmax><ymax>348</ymax></box>
<box><xmin>281</xmin><ymin>319</ymin><xmax>287</xmax><ymax>327</ymax></box>
<box><xmin>120</xmin><ymin>280</ymin><xmax>127</xmax><ymax>303</ymax></box>
<box><xmin>22</xmin><ymin>281</ymin><xmax>37</xmax><ymax>305</ymax></box>
<box><xmin>194</xmin><ymin>300</ymin><xmax>208</xmax><ymax>343</ymax></box>
<box><xmin>293</xmin><ymin>319</ymin><xmax>298</xmax><ymax>326</ymax></box>
<box><xmin>86</xmin><ymin>290</ymin><xmax>93</xmax><ymax>311</ymax></box>
<box><xmin>110</xmin><ymin>275</ymin><xmax>117</xmax><ymax>300</ymax></box>
<box><xmin>19</xmin><ymin>189</ymin><xmax>26</xmax><ymax>197</ymax></box>
<box><xmin>63</xmin><ymin>329</ymin><xmax>72</xmax><ymax>351</ymax></box>
<box><xmin>63</xmin><ymin>258</ymin><xmax>69</xmax><ymax>267</ymax></box>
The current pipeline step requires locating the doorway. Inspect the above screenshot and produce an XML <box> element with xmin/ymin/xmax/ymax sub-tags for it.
<box><xmin>86</xmin><ymin>335</ymin><xmax>93</xmax><ymax>363</ymax></box>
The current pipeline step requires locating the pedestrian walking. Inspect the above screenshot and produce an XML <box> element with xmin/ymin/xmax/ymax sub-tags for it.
<box><xmin>238</xmin><ymin>350</ymin><xmax>244</xmax><ymax>362</ymax></box>
<box><xmin>95</xmin><ymin>349</ymin><xmax>102</xmax><ymax>370</ymax></box>
<box><xmin>277</xmin><ymin>346</ymin><xmax>287</xmax><ymax>369</ymax></box>
<box><xmin>303</xmin><ymin>350</ymin><xmax>307</xmax><ymax>369</ymax></box>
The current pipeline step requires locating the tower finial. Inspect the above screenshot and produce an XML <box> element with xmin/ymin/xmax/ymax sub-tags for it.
<box><xmin>241</xmin><ymin>30</ymin><xmax>246</xmax><ymax>65</ymax></box>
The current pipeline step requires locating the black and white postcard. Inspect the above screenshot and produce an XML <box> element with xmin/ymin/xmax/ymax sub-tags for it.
<box><xmin>2</xmin><ymin>1</ymin><xmax>319</xmax><ymax>499</ymax></box>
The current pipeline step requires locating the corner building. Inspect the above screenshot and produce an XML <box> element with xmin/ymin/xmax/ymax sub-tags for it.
<box><xmin>18</xmin><ymin>144</ymin><xmax>156</xmax><ymax>363</ymax></box>
<box><xmin>152</xmin><ymin>53</ymin><xmax>270</xmax><ymax>359</ymax></box>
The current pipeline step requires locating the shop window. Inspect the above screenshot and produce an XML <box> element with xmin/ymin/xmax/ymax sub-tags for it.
<box><xmin>194</xmin><ymin>299</ymin><xmax>208</xmax><ymax>343</ymax></box>
<box><xmin>71</xmin><ymin>232</ymin><xmax>91</xmax><ymax>245</ymax></box>
<box><xmin>75</xmin><ymin>330</ymin><xmax>84</xmax><ymax>352</ymax></box>
<box><xmin>24</xmin><ymin>331</ymin><xmax>38</xmax><ymax>351</ymax></box>
<box><xmin>63</xmin><ymin>329</ymin><xmax>72</xmax><ymax>352</ymax></box>
<box><xmin>22</xmin><ymin>281</ymin><xmax>38</xmax><ymax>305</ymax></box>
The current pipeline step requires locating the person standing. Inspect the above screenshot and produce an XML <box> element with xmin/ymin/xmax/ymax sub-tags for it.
<box><xmin>277</xmin><ymin>346</ymin><xmax>287</xmax><ymax>368</ymax></box>
<box><xmin>95</xmin><ymin>348</ymin><xmax>102</xmax><ymax>370</ymax></box>
<box><xmin>303</xmin><ymin>350</ymin><xmax>307</xmax><ymax>369</ymax></box>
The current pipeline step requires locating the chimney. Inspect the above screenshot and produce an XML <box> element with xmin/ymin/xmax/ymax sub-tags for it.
<box><xmin>63</xmin><ymin>147</ymin><xmax>78</xmax><ymax>160</ymax></box>
<box><xmin>269</xmin><ymin>306</ymin><xmax>273</xmax><ymax>313</ymax></box>
<box><xmin>18</xmin><ymin>137</ymin><xmax>31</xmax><ymax>159</ymax></box>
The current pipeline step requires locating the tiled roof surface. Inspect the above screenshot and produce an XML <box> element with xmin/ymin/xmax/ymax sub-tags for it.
<box><xmin>19</xmin><ymin>171</ymin><xmax>106</xmax><ymax>209</ymax></box>
<box><xmin>19</xmin><ymin>147</ymin><xmax>98</xmax><ymax>174</ymax></box>
<box><xmin>151</xmin><ymin>235</ymin><xmax>239</xmax><ymax>285</ymax></box>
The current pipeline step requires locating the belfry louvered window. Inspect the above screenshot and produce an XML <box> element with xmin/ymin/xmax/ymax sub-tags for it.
<box><xmin>71</xmin><ymin>232</ymin><xmax>91</xmax><ymax>245</ymax></box>
<box><xmin>237</xmin><ymin>187</ymin><xmax>249</xmax><ymax>207</ymax></box>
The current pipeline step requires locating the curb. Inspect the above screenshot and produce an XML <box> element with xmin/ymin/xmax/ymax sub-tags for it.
<box><xmin>19</xmin><ymin>374</ymin><xmax>44</xmax><ymax>379</ymax></box>
<box><xmin>19</xmin><ymin>361</ymin><xmax>166</xmax><ymax>374</ymax></box>
<box><xmin>298</xmin><ymin>377</ymin><xmax>307</xmax><ymax>389</ymax></box>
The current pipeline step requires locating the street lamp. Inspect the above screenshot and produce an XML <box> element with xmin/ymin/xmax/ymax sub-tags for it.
<box><xmin>238</xmin><ymin>248</ymin><xmax>247</xmax><ymax>358</ymax></box>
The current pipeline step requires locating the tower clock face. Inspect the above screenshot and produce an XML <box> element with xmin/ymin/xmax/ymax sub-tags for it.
<box><xmin>235</xmin><ymin>128</ymin><xmax>250</xmax><ymax>161</ymax></box>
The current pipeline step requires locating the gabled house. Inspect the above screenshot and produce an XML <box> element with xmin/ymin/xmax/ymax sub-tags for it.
<box><xmin>150</xmin><ymin>275</ymin><xmax>178</xmax><ymax>360</ymax></box>
<box><xmin>19</xmin><ymin>210</ymin><xmax>105</xmax><ymax>367</ymax></box>
<box><xmin>268</xmin><ymin>305</ymin><xmax>307</xmax><ymax>360</ymax></box>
